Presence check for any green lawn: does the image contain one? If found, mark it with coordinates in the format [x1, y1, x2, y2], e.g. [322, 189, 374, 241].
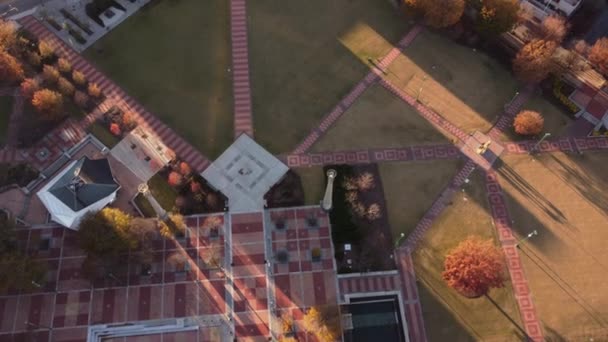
[88, 122, 121, 149]
[133, 173, 177, 217]
[384, 30, 519, 135]
[293, 167, 326, 205]
[498, 93, 573, 142]
[413, 171, 523, 341]
[248, 0, 411, 154]
[0, 96, 12, 146]
[312, 84, 452, 152]
[84, 0, 233, 159]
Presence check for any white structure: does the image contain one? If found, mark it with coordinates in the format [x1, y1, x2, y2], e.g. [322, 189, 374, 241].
[37, 157, 120, 229]
[201, 134, 288, 212]
[520, 0, 582, 20]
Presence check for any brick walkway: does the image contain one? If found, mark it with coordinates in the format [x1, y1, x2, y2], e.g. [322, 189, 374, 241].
[338, 272, 401, 296]
[380, 79, 469, 142]
[505, 136, 608, 154]
[17, 16, 211, 172]
[485, 171, 544, 342]
[487, 85, 536, 140]
[230, 0, 254, 138]
[395, 248, 427, 342]
[291, 24, 424, 154]
[283, 144, 461, 168]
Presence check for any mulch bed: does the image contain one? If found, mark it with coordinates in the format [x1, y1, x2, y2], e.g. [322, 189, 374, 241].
[325, 163, 396, 273]
[265, 170, 305, 208]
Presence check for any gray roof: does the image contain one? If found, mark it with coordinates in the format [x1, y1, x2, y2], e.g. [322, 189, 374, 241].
[48, 157, 119, 211]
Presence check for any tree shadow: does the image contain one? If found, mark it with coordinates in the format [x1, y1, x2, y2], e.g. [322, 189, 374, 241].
[484, 294, 530, 341]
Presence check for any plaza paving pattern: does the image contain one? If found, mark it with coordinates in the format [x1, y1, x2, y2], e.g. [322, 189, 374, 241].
[2, 3, 608, 342]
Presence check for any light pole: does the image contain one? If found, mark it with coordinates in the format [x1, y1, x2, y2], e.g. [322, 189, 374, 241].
[31, 280, 42, 288]
[504, 91, 519, 111]
[515, 230, 538, 248]
[530, 133, 551, 154]
[394, 232, 406, 248]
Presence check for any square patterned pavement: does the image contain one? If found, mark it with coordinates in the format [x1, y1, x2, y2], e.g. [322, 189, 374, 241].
[0, 214, 230, 341]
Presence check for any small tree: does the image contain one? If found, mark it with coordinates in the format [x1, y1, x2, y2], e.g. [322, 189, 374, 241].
[190, 181, 202, 193]
[168, 171, 183, 187]
[513, 39, 557, 82]
[20, 78, 40, 98]
[541, 15, 568, 43]
[72, 70, 86, 86]
[122, 111, 135, 129]
[38, 40, 54, 59]
[57, 77, 75, 96]
[27, 51, 42, 68]
[73, 90, 89, 108]
[109, 123, 121, 136]
[355, 172, 375, 191]
[0, 19, 18, 53]
[88, 82, 101, 98]
[443, 236, 506, 297]
[422, 0, 465, 28]
[77, 208, 136, 258]
[57, 58, 72, 73]
[179, 162, 191, 176]
[366, 203, 382, 221]
[513, 110, 544, 136]
[574, 39, 590, 56]
[42, 64, 60, 84]
[476, 0, 520, 36]
[32, 89, 63, 117]
[0, 50, 24, 83]
[303, 306, 342, 342]
[589, 37, 608, 76]
[159, 213, 186, 238]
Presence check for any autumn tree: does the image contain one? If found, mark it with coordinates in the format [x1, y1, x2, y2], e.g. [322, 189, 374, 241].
[20, 78, 40, 98]
[179, 162, 191, 176]
[88, 82, 101, 98]
[442, 236, 506, 297]
[168, 171, 183, 187]
[513, 110, 544, 136]
[27, 51, 42, 67]
[422, 0, 465, 28]
[589, 37, 608, 76]
[541, 15, 568, 43]
[159, 213, 186, 238]
[0, 50, 24, 83]
[109, 123, 121, 136]
[57, 58, 72, 73]
[58, 77, 75, 96]
[475, 0, 520, 36]
[512, 39, 557, 82]
[32, 89, 63, 117]
[38, 40, 54, 59]
[574, 39, 589, 56]
[303, 305, 342, 342]
[0, 19, 18, 52]
[42, 64, 60, 84]
[72, 70, 86, 86]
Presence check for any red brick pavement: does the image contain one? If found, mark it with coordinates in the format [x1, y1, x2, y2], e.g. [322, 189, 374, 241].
[231, 0, 254, 138]
[292, 24, 424, 154]
[283, 144, 461, 167]
[338, 272, 401, 295]
[401, 160, 477, 250]
[17, 16, 211, 172]
[505, 136, 608, 154]
[380, 79, 469, 142]
[487, 85, 536, 140]
[395, 248, 427, 342]
[485, 171, 544, 342]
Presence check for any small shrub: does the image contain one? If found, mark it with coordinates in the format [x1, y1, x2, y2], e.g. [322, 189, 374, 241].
[311, 247, 322, 261]
[352, 201, 366, 218]
[190, 181, 201, 193]
[27, 51, 41, 67]
[42, 65, 60, 84]
[73, 91, 89, 108]
[20, 78, 40, 98]
[366, 203, 382, 221]
[342, 177, 358, 191]
[355, 172, 375, 191]
[109, 123, 121, 136]
[179, 162, 191, 176]
[72, 70, 86, 86]
[38, 40, 54, 59]
[58, 77, 75, 96]
[57, 58, 72, 73]
[513, 110, 544, 136]
[0, 51, 24, 83]
[168, 171, 183, 187]
[88, 82, 101, 98]
[122, 111, 135, 130]
[552, 78, 580, 114]
[345, 191, 358, 204]
[32, 89, 63, 117]
[276, 250, 289, 263]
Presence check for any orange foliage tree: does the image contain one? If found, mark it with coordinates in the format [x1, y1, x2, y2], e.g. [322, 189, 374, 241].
[422, 0, 465, 28]
[589, 37, 608, 76]
[541, 15, 568, 43]
[476, 0, 520, 36]
[168, 171, 183, 187]
[0, 50, 24, 83]
[513, 110, 544, 136]
[20, 78, 40, 98]
[32, 89, 63, 117]
[109, 123, 121, 136]
[442, 236, 506, 297]
[512, 39, 557, 82]
[42, 64, 60, 84]
[303, 305, 342, 342]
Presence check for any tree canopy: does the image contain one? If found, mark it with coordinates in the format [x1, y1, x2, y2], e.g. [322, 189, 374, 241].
[513, 39, 557, 83]
[476, 0, 520, 36]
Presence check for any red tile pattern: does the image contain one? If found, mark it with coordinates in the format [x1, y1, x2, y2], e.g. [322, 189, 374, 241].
[396, 249, 427, 342]
[338, 273, 401, 295]
[231, 0, 254, 137]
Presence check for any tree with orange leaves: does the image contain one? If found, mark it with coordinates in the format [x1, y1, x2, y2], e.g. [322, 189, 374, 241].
[442, 236, 506, 297]
[513, 110, 544, 136]
[513, 39, 557, 82]
[589, 37, 608, 76]
[422, 0, 465, 28]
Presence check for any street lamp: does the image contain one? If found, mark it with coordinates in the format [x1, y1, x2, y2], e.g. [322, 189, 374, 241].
[530, 133, 551, 154]
[504, 91, 520, 111]
[515, 230, 538, 248]
[394, 232, 406, 248]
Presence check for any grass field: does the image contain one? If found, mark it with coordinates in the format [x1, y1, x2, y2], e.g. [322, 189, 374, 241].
[311, 84, 452, 152]
[84, 0, 233, 159]
[379, 159, 462, 239]
[293, 167, 325, 205]
[497, 152, 608, 340]
[88, 122, 121, 149]
[384, 30, 519, 135]
[0, 96, 12, 146]
[413, 171, 523, 341]
[248, 0, 412, 154]
[498, 93, 572, 142]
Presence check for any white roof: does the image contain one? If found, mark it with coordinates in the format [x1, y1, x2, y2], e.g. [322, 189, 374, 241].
[201, 134, 288, 212]
[37, 160, 119, 229]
